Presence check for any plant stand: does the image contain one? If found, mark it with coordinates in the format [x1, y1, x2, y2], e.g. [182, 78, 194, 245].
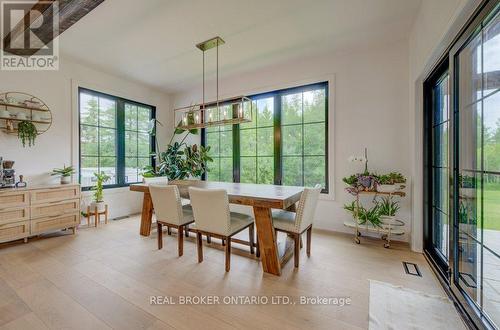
[86, 204, 108, 227]
[344, 191, 405, 248]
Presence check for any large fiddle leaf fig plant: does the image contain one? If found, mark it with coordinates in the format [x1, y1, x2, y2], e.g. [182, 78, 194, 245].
[142, 119, 213, 180]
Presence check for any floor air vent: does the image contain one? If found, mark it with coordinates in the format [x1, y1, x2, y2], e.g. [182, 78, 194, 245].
[112, 216, 130, 221]
[403, 261, 422, 277]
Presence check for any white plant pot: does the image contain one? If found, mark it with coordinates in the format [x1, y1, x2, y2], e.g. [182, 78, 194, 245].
[60, 176, 71, 184]
[16, 112, 27, 120]
[143, 177, 168, 185]
[91, 201, 106, 213]
[0, 109, 10, 118]
[377, 184, 396, 193]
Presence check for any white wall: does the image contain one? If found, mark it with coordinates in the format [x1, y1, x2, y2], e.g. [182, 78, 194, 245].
[174, 40, 412, 241]
[0, 56, 173, 219]
[408, 0, 479, 251]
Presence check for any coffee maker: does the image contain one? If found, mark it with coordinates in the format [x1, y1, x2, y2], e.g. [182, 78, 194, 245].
[0, 157, 16, 188]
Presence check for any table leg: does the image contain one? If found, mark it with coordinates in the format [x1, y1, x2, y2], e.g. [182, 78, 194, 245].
[253, 206, 281, 276]
[140, 192, 154, 236]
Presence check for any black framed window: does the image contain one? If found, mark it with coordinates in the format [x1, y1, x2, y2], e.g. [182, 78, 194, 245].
[205, 105, 234, 182]
[79, 88, 155, 189]
[202, 82, 329, 192]
[240, 96, 275, 184]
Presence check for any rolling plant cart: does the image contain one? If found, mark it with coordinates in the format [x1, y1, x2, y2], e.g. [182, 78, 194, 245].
[343, 190, 406, 248]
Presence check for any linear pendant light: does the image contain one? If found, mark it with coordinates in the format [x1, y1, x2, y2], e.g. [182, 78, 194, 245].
[174, 36, 253, 130]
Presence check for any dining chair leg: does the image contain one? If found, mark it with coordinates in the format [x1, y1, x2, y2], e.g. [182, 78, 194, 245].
[306, 225, 312, 257]
[300, 235, 303, 249]
[196, 232, 203, 263]
[167, 227, 171, 235]
[294, 233, 300, 268]
[256, 235, 260, 258]
[207, 235, 211, 244]
[249, 224, 255, 255]
[157, 222, 163, 250]
[185, 225, 189, 237]
[178, 225, 184, 257]
[225, 237, 231, 272]
[222, 238, 225, 246]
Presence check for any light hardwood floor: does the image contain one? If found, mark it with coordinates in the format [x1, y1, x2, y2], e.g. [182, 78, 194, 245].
[0, 215, 444, 330]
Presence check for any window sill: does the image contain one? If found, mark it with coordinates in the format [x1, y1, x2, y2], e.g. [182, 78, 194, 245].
[81, 185, 135, 196]
[319, 191, 335, 201]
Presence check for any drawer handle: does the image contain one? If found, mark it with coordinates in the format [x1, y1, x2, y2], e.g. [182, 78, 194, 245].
[49, 213, 64, 218]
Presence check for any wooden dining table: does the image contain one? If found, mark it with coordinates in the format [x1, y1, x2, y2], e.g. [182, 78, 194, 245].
[130, 180, 304, 276]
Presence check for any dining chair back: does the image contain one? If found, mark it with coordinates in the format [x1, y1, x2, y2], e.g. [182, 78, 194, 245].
[149, 184, 183, 225]
[295, 184, 322, 232]
[188, 187, 231, 236]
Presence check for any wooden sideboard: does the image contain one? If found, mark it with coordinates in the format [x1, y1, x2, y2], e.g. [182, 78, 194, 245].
[0, 184, 80, 244]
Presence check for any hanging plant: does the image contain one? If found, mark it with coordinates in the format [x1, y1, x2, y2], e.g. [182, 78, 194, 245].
[17, 121, 37, 147]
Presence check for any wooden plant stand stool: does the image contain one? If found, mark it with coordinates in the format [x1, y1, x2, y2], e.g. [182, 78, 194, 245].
[86, 205, 108, 227]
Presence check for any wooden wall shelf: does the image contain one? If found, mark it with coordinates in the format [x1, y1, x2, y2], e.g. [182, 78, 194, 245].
[0, 92, 53, 136]
[0, 116, 51, 124]
[0, 102, 50, 112]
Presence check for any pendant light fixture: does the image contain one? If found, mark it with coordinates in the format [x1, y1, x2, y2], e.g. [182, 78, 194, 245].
[174, 36, 253, 129]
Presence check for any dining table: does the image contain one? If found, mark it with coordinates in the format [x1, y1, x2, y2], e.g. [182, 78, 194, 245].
[130, 180, 305, 276]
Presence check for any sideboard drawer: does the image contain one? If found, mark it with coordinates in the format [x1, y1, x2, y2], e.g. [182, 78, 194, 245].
[0, 191, 30, 209]
[0, 207, 29, 225]
[31, 213, 79, 234]
[31, 186, 80, 205]
[0, 221, 29, 243]
[31, 199, 80, 219]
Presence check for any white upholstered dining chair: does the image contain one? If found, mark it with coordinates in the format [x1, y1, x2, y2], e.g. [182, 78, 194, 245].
[271, 184, 322, 268]
[188, 187, 255, 272]
[149, 184, 195, 256]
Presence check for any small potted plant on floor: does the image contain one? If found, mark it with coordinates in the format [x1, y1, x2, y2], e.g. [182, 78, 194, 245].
[91, 172, 110, 213]
[51, 165, 75, 184]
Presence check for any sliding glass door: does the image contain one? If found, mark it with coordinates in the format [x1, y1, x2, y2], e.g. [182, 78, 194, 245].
[424, 61, 451, 276]
[425, 2, 500, 328]
[452, 5, 500, 327]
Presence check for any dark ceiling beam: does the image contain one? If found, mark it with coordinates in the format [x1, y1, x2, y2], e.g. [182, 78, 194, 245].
[3, 0, 104, 56]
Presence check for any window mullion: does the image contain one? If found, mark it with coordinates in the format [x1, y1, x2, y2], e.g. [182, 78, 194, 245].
[233, 122, 240, 183]
[301, 92, 305, 186]
[274, 93, 282, 185]
[116, 99, 126, 186]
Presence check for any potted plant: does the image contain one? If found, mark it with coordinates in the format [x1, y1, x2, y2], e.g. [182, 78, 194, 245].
[141, 119, 213, 182]
[342, 172, 378, 194]
[343, 201, 383, 227]
[91, 172, 110, 213]
[376, 174, 396, 193]
[377, 196, 400, 224]
[376, 172, 406, 193]
[51, 165, 75, 184]
[17, 120, 37, 147]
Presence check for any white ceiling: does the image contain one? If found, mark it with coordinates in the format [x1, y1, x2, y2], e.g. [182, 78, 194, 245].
[59, 0, 421, 93]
